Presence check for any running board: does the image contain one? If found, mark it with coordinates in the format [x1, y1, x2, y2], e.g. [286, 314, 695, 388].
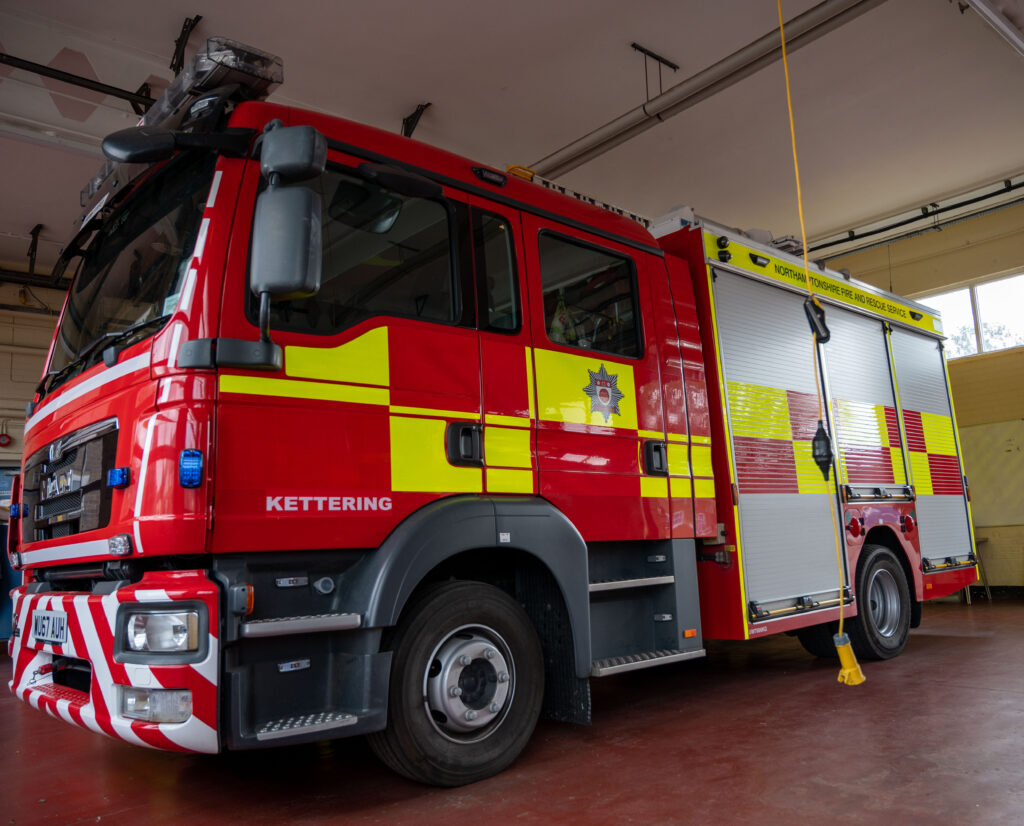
[241, 612, 361, 638]
[591, 648, 706, 677]
[256, 711, 358, 741]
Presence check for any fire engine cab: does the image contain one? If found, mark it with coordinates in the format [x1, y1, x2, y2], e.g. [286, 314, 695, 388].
[7, 39, 978, 786]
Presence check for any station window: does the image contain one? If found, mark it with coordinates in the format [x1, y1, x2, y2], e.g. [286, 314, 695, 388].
[257, 166, 457, 334]
[923, 272, 1024, 358]
[538, 233, 641, 358]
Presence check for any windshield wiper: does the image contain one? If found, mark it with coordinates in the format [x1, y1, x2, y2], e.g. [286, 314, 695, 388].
[36, 314, 172, 400]
[98, 314, 172, 366]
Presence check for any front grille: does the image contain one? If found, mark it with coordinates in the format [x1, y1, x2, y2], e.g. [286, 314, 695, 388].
[42, 448, 78, 475]
[22, 419, 119, 542]
[37, 490, 83, 520]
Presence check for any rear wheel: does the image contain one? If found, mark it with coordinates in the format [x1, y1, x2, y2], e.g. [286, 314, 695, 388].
[848, 544, 911, 660]
[368, 581, 544, 786]
[796, 620, 839, 659]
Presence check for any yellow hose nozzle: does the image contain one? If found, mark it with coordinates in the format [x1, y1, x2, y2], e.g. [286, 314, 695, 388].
[833, 633, 866, 685]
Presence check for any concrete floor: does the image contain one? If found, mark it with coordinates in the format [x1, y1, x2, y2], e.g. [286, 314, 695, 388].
[3, 600, 1022, 825]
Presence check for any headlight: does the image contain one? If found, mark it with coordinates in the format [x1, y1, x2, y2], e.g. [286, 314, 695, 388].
[125, 611, 199, 653]
[122, 687, 193, 723]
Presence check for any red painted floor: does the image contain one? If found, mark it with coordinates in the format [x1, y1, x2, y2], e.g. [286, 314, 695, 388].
[4, 600, 1022, 825]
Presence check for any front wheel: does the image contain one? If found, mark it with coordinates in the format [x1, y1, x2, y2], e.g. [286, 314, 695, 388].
[848, 545, 911, 660]
[368, 581, 544, 786]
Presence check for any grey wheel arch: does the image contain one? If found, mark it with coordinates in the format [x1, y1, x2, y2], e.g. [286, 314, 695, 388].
[338, 495, 592, 678]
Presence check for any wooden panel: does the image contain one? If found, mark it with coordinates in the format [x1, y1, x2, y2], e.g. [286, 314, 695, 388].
[948, 348, 1024, 427]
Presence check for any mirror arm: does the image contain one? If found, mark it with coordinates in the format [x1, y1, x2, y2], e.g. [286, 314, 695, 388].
[258, 291, 273, 343]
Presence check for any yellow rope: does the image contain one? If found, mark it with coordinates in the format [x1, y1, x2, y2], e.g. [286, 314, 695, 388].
[776, 0, 848, 639]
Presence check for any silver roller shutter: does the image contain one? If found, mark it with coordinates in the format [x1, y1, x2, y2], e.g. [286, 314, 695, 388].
[889, 328, 974, 566]
[711, 269, 846, 619]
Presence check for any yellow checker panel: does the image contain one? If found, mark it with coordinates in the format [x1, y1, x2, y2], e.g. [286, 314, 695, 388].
[834, 398, 888, 447]
[286, 326, 389, 386]
[891, 448, 907, 484]
[921, 412, 957, 456]
[670, 477, 693, 498]
[690, 444, 714, 478]
[486, 468, 533, 494]
[909, 452, 933, 496]
[220, 375, 389, 407]
[693, 479, 716, 498]
[667, 443, 691, 477]
[793, 440, 830, 494]
[727, 382, 792, 441]
[533, 348, 637, 430]
[485, 427, 532, 468]
[641, 477, 669, 498]
[390, 416, 482, 493]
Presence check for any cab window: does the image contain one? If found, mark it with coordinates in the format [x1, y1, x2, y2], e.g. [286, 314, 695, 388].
[538, 232, 641, 358]
[256, 165, 459, 334]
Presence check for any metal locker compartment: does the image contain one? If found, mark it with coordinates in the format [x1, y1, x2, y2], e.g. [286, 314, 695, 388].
[710, 269, 847, 622]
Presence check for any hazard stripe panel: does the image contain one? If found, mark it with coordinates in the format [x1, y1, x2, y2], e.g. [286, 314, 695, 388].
[9, 572, 219, 753]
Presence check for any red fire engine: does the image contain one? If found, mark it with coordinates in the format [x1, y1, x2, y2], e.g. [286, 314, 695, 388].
[7, 39, 978, 786]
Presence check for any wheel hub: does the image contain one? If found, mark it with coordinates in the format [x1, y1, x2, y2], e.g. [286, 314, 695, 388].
[868, 568, 901, 637]
[425, 626, 512, 740]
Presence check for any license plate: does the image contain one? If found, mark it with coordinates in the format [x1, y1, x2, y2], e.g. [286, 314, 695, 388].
[33, 611, 69, 646]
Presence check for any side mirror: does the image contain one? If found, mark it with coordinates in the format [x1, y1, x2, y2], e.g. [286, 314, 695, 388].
[250, 186, 322, 299]
[260, 124, 327, 183]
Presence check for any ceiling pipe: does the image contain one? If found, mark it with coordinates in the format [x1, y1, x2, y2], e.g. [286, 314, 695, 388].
[532, 0, 888, 178]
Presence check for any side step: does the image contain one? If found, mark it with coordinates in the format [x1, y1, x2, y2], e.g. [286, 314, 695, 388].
[592, 648, 705, 677]
[256, 711, 358, 741]
[241, 612, 361, 638]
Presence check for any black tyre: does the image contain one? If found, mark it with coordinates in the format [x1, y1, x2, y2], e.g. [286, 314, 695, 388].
[367, 581, 544, 786]
[848, 544, 911, 661]
[796, 620, 839, 659]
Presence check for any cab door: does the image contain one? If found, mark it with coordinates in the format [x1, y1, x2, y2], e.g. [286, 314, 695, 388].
[212, 149, 481, 553]
[521, 214, 669, 541]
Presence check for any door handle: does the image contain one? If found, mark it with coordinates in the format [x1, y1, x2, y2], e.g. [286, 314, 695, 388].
[643, 440, 668, 476]
[446, 422, 484, 467]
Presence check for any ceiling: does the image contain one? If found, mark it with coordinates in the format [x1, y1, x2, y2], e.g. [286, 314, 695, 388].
[1, 0, 1022, 283]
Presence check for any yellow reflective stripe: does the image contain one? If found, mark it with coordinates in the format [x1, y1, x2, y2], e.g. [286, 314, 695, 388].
[484, 414, 531, 428]
[486, 468, 533, 494]
[921, 412, 957, 455]
[641, 476, 668, 498]
[667, 443, 691, 477]
[689, 434, 711, 445]
[727, 381, 792, 440]
[694, 479, 716, 498]
[390, 416, 482, 493]
[286, 326, 389, 386]
[690, 445, 713, 478]
[638, 429, 664, 440]
[220, 374, 389, 406]
[667, 433, 689, 444]
[533, 348, 638, 430]
[793, 440, 830, 494]
[670, 476, 693, 498]
[485, 427, 532, 468]
[909, 452, 933, 495]
[389, 405, 476, 419]
[525, 347, 536, 420]
[890, 448, 907, 484]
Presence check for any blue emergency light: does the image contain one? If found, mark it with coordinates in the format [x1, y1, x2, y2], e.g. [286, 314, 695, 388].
[179, 450, 203, 488]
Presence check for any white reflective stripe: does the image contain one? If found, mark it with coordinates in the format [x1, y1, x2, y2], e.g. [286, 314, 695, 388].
[206, 170, 222, 208]
[159, 715, 218, 753]
[125, 663, 164, 689]
[192, 218, 210, 263]
[167, 322, 184, 370]
[25, 353, 150, 434]
[21, 539, 110, 566]
[78, 595, 145, 747]
[132, 589, 171, 603]
[179, 268, 198, 315]
[55, 697, 74, 724]
[192, 634, 219, 685]
[133, 417, 156, 555]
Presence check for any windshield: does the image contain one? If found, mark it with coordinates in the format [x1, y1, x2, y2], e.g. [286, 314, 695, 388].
[45, 151, 217, 394]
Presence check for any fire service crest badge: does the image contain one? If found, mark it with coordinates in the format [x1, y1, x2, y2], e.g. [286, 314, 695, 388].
[583, 364, 625, 422]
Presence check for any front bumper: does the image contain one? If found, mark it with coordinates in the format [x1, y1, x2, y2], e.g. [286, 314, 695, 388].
[9, 570, 220, 753]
